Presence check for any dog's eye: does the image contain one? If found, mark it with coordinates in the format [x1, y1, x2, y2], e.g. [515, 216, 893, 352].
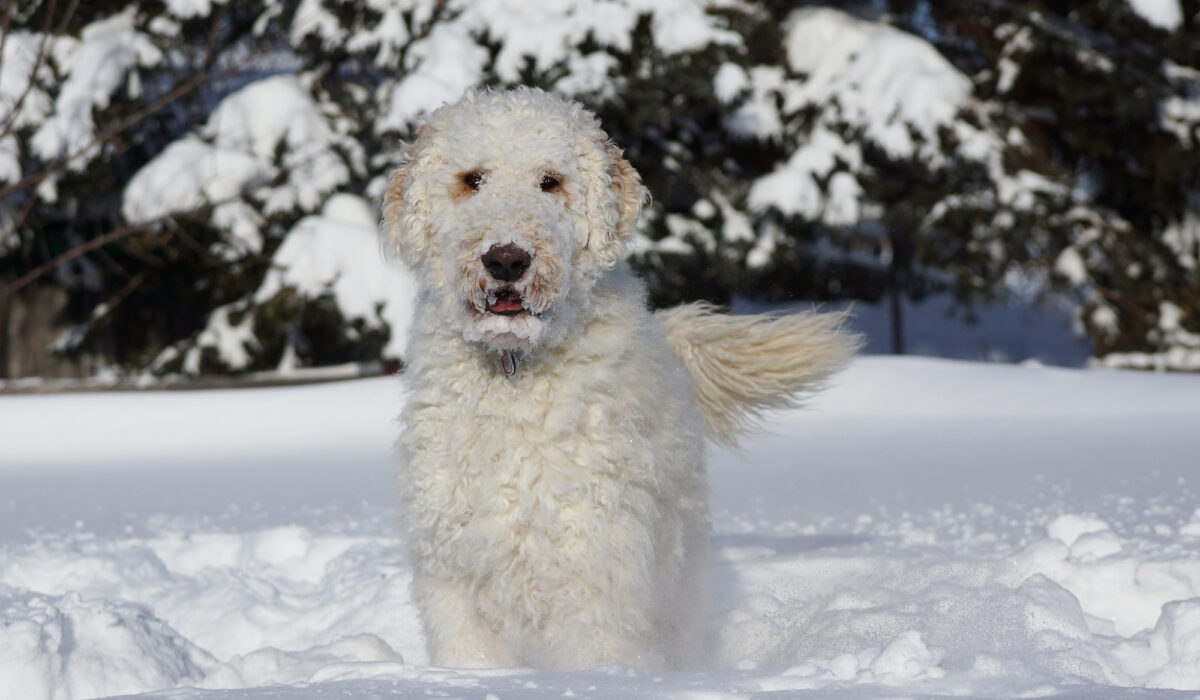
[462, 171, 483, 191]
[540, 174, 562, 192]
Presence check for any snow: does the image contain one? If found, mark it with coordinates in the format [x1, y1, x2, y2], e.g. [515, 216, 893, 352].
[783, 7, 971, 162]
[124, 73, 358, 241]
[1126, 0, 1184, 30]
[204, 74, 357, 215]
[164, 0, 220, 20]
[3, 357, 1200, 698]
[343, 0, 414, 68]
[741, 7, 1013, 226]
[289, 0, 347, 50]
[713, 62, 749, 104]
[31, 8, 162, 171]
[253, 194, 419, 359]
[182, 304, 257, 374]
[121, 137, 268, 251]
[0, 134, 19, 187]
[555, 52, 621, 98]
[719, 65, 786, 141]
[0, 31, 54, 132]
[123, 72, 365, 264]
[646, 0, 739, 54]
[747, 126, 862, 223]
[1161, 207, 1199, 270]
[378, 0, 741, 131]
[1055, 246, 1088, 285]
[1, 32, 55, 184]
[379, 22, 489, 133]
[172, 194, 418, 372]
[1097, 300, 1200, 372]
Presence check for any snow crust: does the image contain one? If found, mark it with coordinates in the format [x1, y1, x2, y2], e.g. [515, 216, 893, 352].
[3, 358, 1199, 698]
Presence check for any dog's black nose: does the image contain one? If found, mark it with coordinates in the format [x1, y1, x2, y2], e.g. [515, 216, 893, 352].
[482, 244, 531, 282]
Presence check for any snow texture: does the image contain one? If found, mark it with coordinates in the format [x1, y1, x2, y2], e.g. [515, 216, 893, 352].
[2, 357, 1200, 698]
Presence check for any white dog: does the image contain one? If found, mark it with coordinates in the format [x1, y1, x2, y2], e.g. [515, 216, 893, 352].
[383, 87, 858, 671]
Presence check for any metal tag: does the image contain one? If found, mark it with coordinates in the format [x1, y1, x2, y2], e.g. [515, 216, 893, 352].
[500, 350, 519, 379]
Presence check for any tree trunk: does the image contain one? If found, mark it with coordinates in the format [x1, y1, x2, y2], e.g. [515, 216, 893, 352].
[2, 286, 95, 379]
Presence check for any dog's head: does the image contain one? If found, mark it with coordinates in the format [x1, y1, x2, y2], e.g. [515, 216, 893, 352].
[382, 87, 645, 352]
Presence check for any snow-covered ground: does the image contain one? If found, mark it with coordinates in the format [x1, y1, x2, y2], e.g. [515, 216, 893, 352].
[2, 357, 1199, 699]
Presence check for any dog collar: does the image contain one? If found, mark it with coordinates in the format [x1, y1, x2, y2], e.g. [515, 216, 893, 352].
[500, 350, 519, 380]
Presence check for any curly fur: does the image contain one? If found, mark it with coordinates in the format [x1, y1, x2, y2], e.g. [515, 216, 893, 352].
[383, 87, 858, 671]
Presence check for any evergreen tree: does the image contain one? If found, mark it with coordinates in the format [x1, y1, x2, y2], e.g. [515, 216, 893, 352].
[2, 0, 1197, 378]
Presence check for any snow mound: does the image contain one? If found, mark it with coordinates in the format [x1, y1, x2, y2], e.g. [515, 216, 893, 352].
[714, 523, 1200, 692]
[0, 523, 422, 699]
[0, 590, 213, 700]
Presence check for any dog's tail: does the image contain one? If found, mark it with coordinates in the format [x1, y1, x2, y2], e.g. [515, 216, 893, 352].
[657, 303, 862, 448]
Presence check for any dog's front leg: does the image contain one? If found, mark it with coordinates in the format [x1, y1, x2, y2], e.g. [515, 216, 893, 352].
[530, 603, 665, 671]
[413, 572, 515, 668]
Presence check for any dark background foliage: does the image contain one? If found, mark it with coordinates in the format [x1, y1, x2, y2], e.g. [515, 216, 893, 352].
[1, 0, 1197, 379]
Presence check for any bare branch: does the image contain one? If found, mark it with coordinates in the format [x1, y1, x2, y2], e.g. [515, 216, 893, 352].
[53, 268, 148, 354]
[0, 221, 153, 301]
[1, 76, 213, 199]
[0, 0, 79, 141]
[0, 1, 15, 78]
[0, 3, 252, 201]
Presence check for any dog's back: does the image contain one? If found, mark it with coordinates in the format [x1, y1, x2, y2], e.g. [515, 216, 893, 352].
[657, 303, 862, 447]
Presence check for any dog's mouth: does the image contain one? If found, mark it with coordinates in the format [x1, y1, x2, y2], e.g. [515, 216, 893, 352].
[486, 287, 527, 316]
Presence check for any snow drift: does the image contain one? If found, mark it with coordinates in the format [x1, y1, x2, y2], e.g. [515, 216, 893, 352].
[2, 357, 1199, 698]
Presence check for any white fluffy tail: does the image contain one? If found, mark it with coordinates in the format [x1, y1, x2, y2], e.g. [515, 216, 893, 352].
[657, 303, 861, 448]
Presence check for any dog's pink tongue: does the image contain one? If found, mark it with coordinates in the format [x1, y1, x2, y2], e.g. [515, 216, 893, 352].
[489, 299, 524, 313]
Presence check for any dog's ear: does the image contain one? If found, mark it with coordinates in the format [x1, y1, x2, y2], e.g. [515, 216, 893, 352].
[584, 138, 647, 267]
[382, 131, 433, 265]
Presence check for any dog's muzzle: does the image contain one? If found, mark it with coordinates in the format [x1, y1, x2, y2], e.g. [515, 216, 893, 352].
[482, 244, 533, 315]
[482, 243, 531, 283]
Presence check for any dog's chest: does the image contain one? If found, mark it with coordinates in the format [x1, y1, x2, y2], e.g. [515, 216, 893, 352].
[404, 359, 658, 538]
